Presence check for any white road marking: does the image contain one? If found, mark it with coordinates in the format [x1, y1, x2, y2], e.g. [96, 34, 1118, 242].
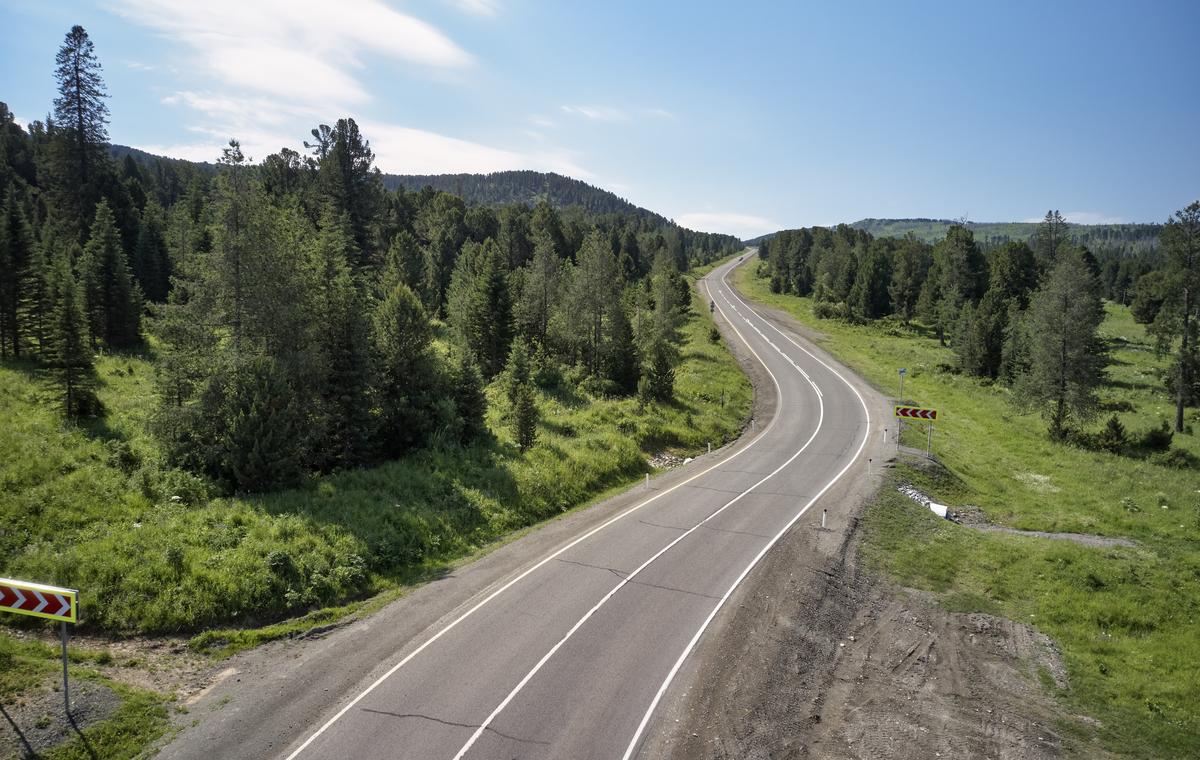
[450, 266, 825, 760]
[620, 257, 873, 760]
[285, 264, 791, 760]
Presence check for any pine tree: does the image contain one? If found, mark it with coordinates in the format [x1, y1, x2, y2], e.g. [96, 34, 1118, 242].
[516, 230, 563, 345]
[568, 230, 621, 373]
[848, 239, 892, 320]
[446, 238, 513, 378]
[512, 383, 538, 452]
[223, 357, 305, 493]
[133, 199, 171, 302]
[382, 229, 424, 295]
[602, 295, 639, 395]
[45, 248, 98, 417]
[79, 199, 141, 348]
[888, 237, 930, 323]
[1019, 248, 1107, 440]
[308, 209, 375, 468]
[504, 337, 538, 451]
[318, 118, 383, 264]
[50, 25, 109, 239]
[1150, 200, 1200, 432]
[0, 185, 35, 356]
[374, 282, 436, 456]
[452, 351, 488, 445]
[1035, 210, 1070, 273]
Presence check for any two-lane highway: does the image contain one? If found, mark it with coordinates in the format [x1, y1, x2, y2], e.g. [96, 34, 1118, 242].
[159, 254, 876, 760]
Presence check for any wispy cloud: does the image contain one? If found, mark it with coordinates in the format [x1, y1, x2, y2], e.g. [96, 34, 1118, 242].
[359, 121, 592, 177]
[674, 212, 777, 240]
[645, 107, 675, 119]
[529, 115, 557, 128]
[1020, 211, 1128, 225]
[449, 0, 501, 16]
[114, 0, 596, 180]
[125, 60, 155, 71]
[112, 0, 471, 108]
[561, 105, 628, 123]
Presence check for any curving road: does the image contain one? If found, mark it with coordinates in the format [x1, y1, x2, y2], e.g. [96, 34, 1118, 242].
[158, 254, 877, 760]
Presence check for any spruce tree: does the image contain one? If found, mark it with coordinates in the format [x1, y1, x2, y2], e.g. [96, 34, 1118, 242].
[223, 357, 305, 493]
[446, 238, 513, 378]
[0, 185, 34, 356]
[1035, 210, 1070, 274]
[50, 25, 109, 239]
[374, 282, 436, 455]
[452, 351, 488, 445]
[79, 199, 141, 348]
[516, 230, 563, 345]
[133, 199, 171, 302]
[1150, 200, 1200, 432]
[1019, 248, 1107, 440]
[45, 248, 98, 417]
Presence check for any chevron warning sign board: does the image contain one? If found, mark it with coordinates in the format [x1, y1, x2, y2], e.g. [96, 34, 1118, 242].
[894, 405, 938, 421]
[0, 577, 78, 623]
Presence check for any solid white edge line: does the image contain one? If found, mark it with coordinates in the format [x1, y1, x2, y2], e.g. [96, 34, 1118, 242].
[284, 256, 786, 760]
[448, 272, 824, 759]
[619, 256, 873, 760]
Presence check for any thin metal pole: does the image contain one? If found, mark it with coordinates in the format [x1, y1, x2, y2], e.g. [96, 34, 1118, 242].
[61, 621, 70, 716]
[927, 423, 933, 457]
[898, 371, 905, 438]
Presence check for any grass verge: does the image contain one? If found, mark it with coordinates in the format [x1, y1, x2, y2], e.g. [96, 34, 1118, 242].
[736, 262, 1200, 758]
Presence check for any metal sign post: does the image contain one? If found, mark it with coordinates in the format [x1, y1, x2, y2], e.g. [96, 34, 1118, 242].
[897, 369, 907, 440]
[1, 577, 79, 715]
[927, 423, 934, 457]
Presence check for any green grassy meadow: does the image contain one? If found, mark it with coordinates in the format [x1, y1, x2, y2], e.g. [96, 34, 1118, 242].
[1, 286, 750, 639]
[736, 263, 1200, 758]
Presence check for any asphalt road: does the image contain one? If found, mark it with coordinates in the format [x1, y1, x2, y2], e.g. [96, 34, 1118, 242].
[158, 254, 875, 760]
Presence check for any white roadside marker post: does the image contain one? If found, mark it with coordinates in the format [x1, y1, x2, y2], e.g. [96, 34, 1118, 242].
[645, 473, 650, 490]
[822, 509, 827, 529]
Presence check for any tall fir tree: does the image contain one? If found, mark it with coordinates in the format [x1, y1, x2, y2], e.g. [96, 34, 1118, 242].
[133, 199, 171, 302]
[446, 238, 513, 378]
[0, 184, 35, 356]
[79, 199, 141, 348]
[1035, 210, 1070, 274]
[50, 25, 109, 240]
[1150, 200, 1200, 432]
[1019, 248, 1107, 440]
[45, 247, 98, 417]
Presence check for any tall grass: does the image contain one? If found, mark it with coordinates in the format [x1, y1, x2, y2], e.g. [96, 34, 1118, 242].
[0, 289, 750, 636]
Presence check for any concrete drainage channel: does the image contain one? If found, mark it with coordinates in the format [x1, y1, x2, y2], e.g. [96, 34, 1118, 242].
[897, 484, 950, 519]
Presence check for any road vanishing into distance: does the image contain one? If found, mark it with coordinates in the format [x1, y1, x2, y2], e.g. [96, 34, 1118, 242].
[159, 254, 877, 760]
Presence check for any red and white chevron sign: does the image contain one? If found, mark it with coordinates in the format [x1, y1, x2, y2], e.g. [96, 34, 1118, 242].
[0, 577, 78, 623]
[894, 405, 938, 421]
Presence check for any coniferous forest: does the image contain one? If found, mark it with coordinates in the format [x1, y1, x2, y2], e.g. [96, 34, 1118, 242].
[0, 25, 740, 497]
[757, 207, 1199, 441]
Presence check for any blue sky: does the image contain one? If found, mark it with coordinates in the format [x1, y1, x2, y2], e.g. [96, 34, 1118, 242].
[1, 0, 1197, 239]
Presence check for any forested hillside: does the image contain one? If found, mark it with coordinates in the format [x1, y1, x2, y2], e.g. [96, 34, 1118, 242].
[850, 217, 1162, 255]
[0, 25, 749, 635]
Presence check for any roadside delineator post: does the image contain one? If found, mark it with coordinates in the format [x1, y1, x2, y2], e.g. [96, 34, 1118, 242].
[645, 473, 650, 490]
[821, 509, 827, 529]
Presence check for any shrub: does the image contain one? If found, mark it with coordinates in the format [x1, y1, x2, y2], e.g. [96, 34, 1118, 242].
[1098, 414, 1128, 453]
[1137, 420, 1174, 453]
[1148, 448, 1198, 469]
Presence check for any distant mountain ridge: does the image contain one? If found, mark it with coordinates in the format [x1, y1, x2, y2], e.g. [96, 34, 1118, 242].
[381, 170, 665, 223]
[110, 146, 700, 235]
[849, 217, 1161, 252]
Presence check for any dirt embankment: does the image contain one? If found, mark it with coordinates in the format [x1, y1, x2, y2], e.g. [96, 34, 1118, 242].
[646, 457, 1073, 760]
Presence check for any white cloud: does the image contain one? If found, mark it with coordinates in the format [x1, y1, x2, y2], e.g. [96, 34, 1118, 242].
[111, 0, 471, 108]
[125, 60, 155, 71]
[449, 0, 500, 15]
[529, 115, 557, 128]
[561, 105, 628, 123]
[645, 107, 675, 119]
[12, 115, 28, 130]
[674, 212, 778, 240]
[359, 120, 592, 178]
[113, 0, 598, 181]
